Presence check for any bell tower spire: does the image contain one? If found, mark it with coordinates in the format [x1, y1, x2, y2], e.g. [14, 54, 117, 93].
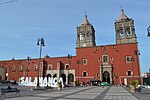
[76, 14, 96, 48]
[115, 9, 137, 44]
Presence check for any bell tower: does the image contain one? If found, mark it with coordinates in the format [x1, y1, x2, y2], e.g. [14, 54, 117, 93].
[76, 15, 96, 48]
[115, 9, 137, 44]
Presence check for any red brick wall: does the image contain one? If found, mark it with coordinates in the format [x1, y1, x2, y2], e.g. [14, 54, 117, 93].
[76, 43, 141, 85]
[0, 43, 141, 85]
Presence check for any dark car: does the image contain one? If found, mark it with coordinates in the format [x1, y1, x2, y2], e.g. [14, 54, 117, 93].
[90, 79, 100, 86]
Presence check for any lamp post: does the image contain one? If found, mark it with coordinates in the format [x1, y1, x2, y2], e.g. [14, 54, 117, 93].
[147, 25, 150, 37]
[67, 54, 72, 66]
[36, 38, 45, 87]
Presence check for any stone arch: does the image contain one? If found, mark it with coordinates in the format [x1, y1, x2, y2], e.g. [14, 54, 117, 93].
[102, 71, 110, 83]
[60, 73, 66, 83]
[53, 74, 57, 78]
[47, 74, 52, 78]
[68, 73, 74, 84]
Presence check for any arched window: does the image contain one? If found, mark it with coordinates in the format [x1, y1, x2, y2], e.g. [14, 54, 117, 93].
[47, 64, 52, 70]
[68, 74, 74, 84]
[80, 33, 84, 40]
[82, 59, 87, 65]
[103, 55, 108, 63]
[12, 66, 16, 72]
[65, 64, 70, 70]
[34, 64, 38, 71]
[19, 65, 23, 72]
[126, 56, 131, 63]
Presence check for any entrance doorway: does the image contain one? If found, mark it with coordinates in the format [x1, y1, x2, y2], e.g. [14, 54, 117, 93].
[102, 71, 110, 83]
[60, 74, 66, 83]
[68, 74, 74, 84]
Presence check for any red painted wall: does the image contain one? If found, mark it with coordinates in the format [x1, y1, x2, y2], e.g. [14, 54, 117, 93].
[76, 43, 141, 85]
[0, 43, 141, 85]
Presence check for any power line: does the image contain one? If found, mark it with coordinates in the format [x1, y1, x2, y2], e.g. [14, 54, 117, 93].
[0, 0, 18, 5]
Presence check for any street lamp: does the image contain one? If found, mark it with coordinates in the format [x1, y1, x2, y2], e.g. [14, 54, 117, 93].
[67, 54, 72, 66]
[147, 25, 150, 37]
[36, 38, 45, 88]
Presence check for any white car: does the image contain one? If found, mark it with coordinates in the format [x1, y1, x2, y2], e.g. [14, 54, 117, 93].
[143, 85, 150, 89]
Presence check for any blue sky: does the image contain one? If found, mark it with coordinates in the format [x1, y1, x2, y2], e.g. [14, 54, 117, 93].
[0, 0, 149, 73]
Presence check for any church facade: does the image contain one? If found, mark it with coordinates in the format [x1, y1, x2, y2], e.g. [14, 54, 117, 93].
[0, 9, 141, 85]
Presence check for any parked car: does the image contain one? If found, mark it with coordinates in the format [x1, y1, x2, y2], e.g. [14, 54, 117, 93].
[90, 78, 100, 86]
[100, 82, 110, 86]
[142, 85, 150, 89]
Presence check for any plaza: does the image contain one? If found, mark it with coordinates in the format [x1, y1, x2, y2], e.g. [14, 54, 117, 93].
[1, 85, 149, 100]
[0, 1, 149, 100]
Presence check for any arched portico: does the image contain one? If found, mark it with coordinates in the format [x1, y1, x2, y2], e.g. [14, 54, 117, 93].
[53, 74, 57, 78]
[47, 74, 52, 78]
[61, 73, 66, 83]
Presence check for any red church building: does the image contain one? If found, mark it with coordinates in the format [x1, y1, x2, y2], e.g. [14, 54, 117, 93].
[0, 9, 141, 86]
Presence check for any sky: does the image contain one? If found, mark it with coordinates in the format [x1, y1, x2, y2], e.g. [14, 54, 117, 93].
[0, 0, 149, 73]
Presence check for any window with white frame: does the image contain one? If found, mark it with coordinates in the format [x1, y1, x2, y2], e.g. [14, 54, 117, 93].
[65, 64, 70, 70]
[47, 64, 52, 70]
[12, 66, 16, 71]
[34, 64, 38, 71]
[127, 70, 132, 76]
[103, 55, 108, 63]
[82, 59, 87, 65]
[19, 65, 23, 71]
[83, 71, 87, 77]
[126, 56, 132, 63]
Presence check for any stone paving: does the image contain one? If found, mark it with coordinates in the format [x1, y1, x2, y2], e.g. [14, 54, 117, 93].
[2, 86, 139, 100]
[103, 86, 137, 100]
